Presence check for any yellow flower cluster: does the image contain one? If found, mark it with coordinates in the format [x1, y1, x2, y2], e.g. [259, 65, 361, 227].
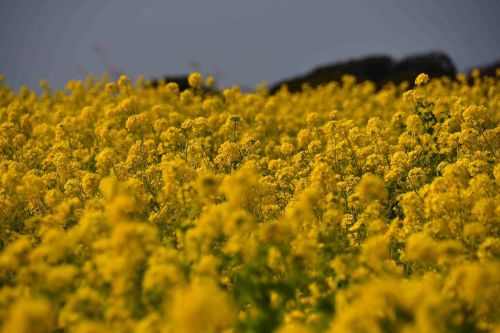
[0, 71, 499, 333]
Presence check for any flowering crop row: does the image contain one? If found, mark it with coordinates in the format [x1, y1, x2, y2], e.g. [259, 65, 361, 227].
[0, 71, 499, 332]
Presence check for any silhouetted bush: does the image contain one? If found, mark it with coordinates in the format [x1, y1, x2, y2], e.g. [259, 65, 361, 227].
[147, 75, 192, 90]
[270, 52, 457, 93]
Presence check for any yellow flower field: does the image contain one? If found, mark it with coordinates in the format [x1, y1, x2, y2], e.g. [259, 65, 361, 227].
[0, 71, 499, 332]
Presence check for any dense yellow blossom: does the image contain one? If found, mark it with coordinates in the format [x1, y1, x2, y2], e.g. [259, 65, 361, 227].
[0, 71, 499, 332]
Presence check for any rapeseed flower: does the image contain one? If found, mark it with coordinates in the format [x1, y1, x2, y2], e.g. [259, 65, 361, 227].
[0, 71, 498, 332]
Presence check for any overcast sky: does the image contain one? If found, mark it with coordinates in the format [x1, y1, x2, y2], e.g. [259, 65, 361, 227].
[1, 0, 499, 90]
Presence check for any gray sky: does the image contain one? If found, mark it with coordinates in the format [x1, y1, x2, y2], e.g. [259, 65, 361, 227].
[1, 0, 499, 90]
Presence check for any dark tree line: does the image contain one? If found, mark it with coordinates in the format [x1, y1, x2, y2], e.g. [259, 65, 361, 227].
[148, 52, 498, 93]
